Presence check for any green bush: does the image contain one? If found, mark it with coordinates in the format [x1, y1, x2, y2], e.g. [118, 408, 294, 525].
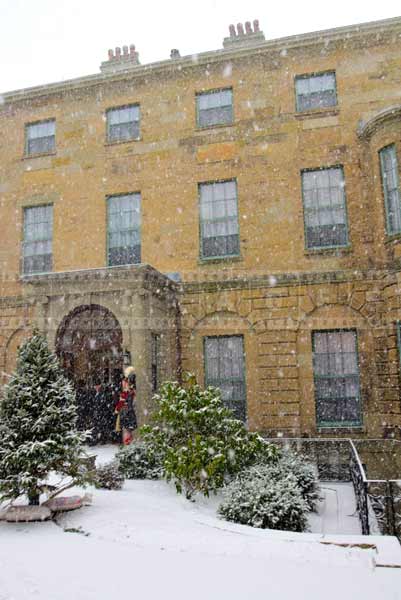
[141, 377, 279, 498]
[256, 451, 320, 510]
[218, 465, 309, 532]
[95, 462, 125, 490]
[116, 442, 164, 480]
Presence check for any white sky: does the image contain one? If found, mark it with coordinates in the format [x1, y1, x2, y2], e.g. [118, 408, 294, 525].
[0, 0, 400, 93]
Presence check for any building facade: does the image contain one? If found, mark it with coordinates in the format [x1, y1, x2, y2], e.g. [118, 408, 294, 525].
[1, 17, 401, 439]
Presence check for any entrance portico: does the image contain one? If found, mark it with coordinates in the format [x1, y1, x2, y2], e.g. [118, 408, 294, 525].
[22, 264, 180, 426]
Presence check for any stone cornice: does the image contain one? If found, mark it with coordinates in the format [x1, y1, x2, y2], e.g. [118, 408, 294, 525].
[181, 267, 391, 294]
[357, 105, 401, 140]
[21, 264, 178, 296]
[2, 16, 401, 104]
[0, 265, 399, 305]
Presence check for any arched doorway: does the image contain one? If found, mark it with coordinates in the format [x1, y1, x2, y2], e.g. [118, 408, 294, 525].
[56, 304, 124, 442]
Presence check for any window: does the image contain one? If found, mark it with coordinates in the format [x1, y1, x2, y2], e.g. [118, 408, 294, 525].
[25, 120, 55, 155]
[107, 105, 140, 143]
[199, 180, 240, 259]
[312, 330, 362, 428]
[23, 205, 53, 275]
[204, 335, 246, 421]
[380, 145, 401, 235]
[302, 167, 348, 249]
[196, 89, 233, 128]
[295, 72, 337, 112]
[107, 193, 141, 266]
[151, 333, 161, 393]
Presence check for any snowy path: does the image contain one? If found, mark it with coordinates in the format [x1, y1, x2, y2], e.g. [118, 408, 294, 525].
[309, 482, 361, 535]
[0, 447, 400, 600]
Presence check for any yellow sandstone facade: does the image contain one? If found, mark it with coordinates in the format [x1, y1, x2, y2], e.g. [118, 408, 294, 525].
[1, 17, 401, 439]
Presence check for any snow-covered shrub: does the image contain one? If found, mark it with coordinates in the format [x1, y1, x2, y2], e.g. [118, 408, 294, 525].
[94, 462, 125, 490]
[116, 442, 163, 480]
[0, 331, 92, 505]
[278, 453, 320, 510]
[257, 451, 320, 511]
[218, 465, 309, 532]
[141, 376, 279, 498]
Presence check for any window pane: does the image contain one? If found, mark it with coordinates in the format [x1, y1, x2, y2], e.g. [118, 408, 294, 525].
[107, 194, 141, 266]
[380, 145, 401, 234]
[296, 73, 337, 111]
[302, 168, 348, 248]
[199, 180, 239, 258]
[107, 106, 140, 141]
[197, 89, 233, 127]
[27, 120, 55, 139]
[204, 336, 246, 420]
[313, 330, 361, 426]
[23, 205, 53, 274]
[26, 120, 56, 155]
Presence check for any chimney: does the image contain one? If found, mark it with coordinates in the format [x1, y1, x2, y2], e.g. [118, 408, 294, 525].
[100, 43, 140, 73]
[170, 49, 181, 59]
[223, 19, 265, 49]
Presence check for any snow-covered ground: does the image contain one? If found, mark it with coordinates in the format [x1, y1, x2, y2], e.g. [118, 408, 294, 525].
[0, 446, 400, 600]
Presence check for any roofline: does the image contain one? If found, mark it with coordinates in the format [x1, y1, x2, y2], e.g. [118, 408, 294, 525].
[2, 15, 401, 103]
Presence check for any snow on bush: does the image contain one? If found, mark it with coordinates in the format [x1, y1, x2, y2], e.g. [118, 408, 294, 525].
[257, 451, 321, 511]
[218, 465, 309, 532]
[141, 375, 279, 499]
[94, 462, 125, 490]
[116, 442, 164, 480]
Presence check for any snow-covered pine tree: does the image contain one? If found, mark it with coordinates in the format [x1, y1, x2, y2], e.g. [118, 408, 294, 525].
[0, 330, 92, 505]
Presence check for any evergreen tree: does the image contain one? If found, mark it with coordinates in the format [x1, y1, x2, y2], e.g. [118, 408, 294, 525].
[0, 331, 92, 505]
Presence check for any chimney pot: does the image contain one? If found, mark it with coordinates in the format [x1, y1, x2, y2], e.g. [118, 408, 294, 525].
[129, 44, 136, 55]
[115, 47, 121, 58]
[108, 49, 114, 60]
[170, 49, 180, 59]
[123, 45, 129, 55]
[223, 19, 264, 49]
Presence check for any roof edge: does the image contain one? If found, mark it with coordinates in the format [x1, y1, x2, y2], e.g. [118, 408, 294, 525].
[2, 15, 401, 104]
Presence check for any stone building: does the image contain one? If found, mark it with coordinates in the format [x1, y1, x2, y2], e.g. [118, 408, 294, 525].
[1, 16, 401, 440]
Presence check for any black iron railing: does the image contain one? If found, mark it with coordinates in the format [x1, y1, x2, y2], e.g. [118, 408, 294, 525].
[349, 440, 370, 534]
[268, 437, 401, 541]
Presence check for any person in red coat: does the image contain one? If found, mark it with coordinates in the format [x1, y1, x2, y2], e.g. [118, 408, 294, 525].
[115, 366, 137, 445]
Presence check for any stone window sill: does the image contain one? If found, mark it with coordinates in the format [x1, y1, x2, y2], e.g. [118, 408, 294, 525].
[22, 151, 57, 160]
[317, 426, 365, 434]
[105, 138, 142, 147]
[304, 245, 352, 257]
[20, 271, 53, 281]
[295, 108, 339, 120]
[198, 254, 243, 265]
[194, 123, 235, 134]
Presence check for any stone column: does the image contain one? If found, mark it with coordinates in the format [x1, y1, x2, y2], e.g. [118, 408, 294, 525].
[130, 288, 152, 426]
[34, 296, 49, 338]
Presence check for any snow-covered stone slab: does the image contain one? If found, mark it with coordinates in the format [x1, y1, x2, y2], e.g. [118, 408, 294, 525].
[44, 495, 83, 513]
[321, 534, 401, 568]
[5, 506, 51, 522]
